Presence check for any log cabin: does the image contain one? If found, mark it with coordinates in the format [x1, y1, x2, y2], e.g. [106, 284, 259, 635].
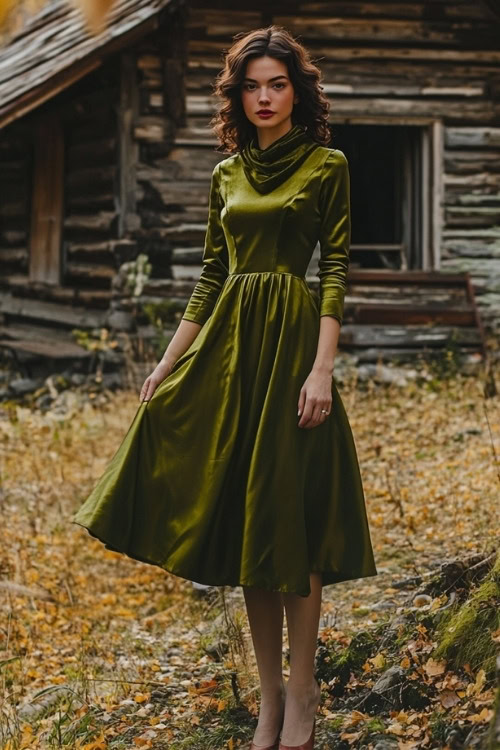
[0, 0, 499, 368]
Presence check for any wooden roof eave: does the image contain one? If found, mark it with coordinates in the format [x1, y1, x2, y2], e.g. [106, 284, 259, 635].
[0, 5, 171, 131]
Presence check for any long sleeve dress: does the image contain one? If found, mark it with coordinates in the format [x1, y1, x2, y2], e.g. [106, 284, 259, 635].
[71, 124, 378, 597]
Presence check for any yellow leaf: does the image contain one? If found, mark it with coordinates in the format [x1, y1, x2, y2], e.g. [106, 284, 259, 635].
[371, 652, 386, 669]
[387, 721, 405, 735]
[467, 668, 486, 697]
[134, 693, 150, 703]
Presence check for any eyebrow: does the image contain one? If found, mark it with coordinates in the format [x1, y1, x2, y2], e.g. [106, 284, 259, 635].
[243, 75, 289, 83]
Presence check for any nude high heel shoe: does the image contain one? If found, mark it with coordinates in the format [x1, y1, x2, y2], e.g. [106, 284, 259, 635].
[278, 718, 315, 750]
[278, 676, 320, 750]
[250, 681, 286, 750]
[250, 734, 282, 750]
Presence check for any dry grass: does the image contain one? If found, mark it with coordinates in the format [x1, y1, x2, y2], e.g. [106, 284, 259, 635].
[0, 363, 498, 748]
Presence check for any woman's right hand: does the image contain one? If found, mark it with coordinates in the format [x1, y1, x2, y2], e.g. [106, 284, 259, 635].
[140, 359, 175, 403]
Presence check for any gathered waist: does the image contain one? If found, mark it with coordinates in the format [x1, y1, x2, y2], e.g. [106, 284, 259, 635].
[226, 271, 307, 283]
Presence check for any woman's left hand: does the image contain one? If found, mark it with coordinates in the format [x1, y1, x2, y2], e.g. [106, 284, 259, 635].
[297, 367, 333, 429]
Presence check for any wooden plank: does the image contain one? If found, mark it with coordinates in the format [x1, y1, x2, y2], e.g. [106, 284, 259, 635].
[188, 40, 500, 63]
[350, 303, 477, 326]
[0, 295, 106, 328]
[118, 51, 139, 237]
[184, 94, 500, 123]
[445, 127, 500, 148]
[0, 338, 90, 359]
[294, 2, 487, 21]
[345, 270, 471, 286]
[339, 324, 482, 347]
[29, 113, 64, 285]
[270, 16, 499, 46]
[432, 119, 444, 271]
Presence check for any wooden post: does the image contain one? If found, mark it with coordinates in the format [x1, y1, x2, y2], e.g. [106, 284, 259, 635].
[29, 113, 64, 284]
[118, 51, 139, 238]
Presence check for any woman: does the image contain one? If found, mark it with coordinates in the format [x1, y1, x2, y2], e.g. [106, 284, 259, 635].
[72, 25, 377, 750]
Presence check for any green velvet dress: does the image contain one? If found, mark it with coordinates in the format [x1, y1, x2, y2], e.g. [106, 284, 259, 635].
[72, 124, 378, 597]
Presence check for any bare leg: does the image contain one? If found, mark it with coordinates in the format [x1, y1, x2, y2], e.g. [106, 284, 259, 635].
[280, 572, 323, 746]
[243, 586, 286, 746]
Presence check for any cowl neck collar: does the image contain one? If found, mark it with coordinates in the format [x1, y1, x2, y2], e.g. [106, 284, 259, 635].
[240, 123, 320, 194]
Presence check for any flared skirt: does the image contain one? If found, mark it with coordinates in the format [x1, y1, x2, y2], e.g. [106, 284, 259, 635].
[72, 271, 378, 596]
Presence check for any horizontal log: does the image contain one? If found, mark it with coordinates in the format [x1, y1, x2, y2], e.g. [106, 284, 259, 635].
[134, 116, 169, 143]
[188, 9, 261, 33]
[444, 151, 500, 172]
[171, 246, 204, 263]
[442, 227, 500, 238]
[442, 240, 500, 258]
[0, 294, 106, 328]
[440, 257, 500, 275]
[67, 138, 117, 167]
[321, 82, 485, 97]
[353, 346, 483, 363]
[65, 262, 116, 280]
[66, 239, 138, 257]
[67, 194, 116, 212]
[0, 338, 90, 359]
[444, 191, 500, 206]
[445, 207, 500, 226]
[171, 264, 203, 280]
[350, 303, 477, 326]
[268, 16, 498, 46]
[185, 94, 500, 122]
[137, 54, 162, 70]
[345, 270, 471, 287]
[445, 127, 500, 148]
[1, 230, 27, 244]
[0, 248, 27, 263]
[294, 2, 487, 21]
[338, 324, 482, 348]
[444, 173, 500, 188]
[66, 166, 117, 190]
[0, 201, 28, 217]
[63, 212, 117, 232]
[188, 39, 500, 63]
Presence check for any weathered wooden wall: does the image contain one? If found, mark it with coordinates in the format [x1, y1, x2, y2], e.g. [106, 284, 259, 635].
[160, 0, 500, 332]
[0, 125, 31, 280]
[1, 0, 499, 338]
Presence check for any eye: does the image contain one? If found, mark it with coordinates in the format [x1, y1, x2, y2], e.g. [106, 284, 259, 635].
[243, 83, 256, 91]
[274, 82, 286, 89]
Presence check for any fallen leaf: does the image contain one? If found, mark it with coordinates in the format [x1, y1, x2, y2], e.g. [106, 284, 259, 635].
[424, 658, 446, 676]
[439, 690, 460, 708]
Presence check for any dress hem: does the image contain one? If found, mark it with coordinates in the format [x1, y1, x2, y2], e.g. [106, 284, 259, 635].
[71, 520, 378, 598]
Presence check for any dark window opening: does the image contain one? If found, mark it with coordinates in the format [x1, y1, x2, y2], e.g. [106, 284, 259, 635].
[330, 124, 425, 271]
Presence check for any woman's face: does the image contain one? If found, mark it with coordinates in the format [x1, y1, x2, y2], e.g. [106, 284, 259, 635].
[241, 55, 298, 133]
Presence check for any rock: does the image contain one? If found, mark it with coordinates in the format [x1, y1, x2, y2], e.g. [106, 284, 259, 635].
[70, 373, 86, 387]
[9, 378, 42, 396]
[101, 373, 124, 390]
[372, 665, 406, 695]
[100, 349, 126, 369]
[361, 664, 431, 712]
[373, 739, 399, 750]
[106, 309, 135, 332]
[35, 393, 54, 411]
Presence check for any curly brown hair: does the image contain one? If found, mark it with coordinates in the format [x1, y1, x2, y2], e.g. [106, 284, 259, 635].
[209, 25, 332, 154]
